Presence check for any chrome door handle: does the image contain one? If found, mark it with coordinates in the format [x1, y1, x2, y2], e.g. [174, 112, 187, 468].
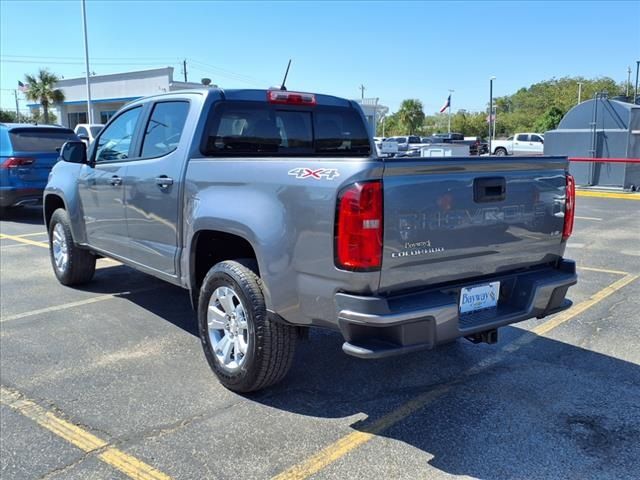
[155, 176, 174, 189]
[110, 176, 122, 186]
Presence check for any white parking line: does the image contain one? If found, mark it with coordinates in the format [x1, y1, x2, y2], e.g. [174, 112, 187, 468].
[575, 216, 603, 221]
[1, 289, 151, 323]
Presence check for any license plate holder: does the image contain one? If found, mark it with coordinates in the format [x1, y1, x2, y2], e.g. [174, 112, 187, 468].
[459, 281, 500, 314]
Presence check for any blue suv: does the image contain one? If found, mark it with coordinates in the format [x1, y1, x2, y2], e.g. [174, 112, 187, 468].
[1, 123, 78, 208]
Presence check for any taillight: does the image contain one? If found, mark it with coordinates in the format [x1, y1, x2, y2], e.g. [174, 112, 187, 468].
[1, 157, 35, 169]
[267, 90, 317, 106]
[563, 174, 575, 241]
[335, 181, 383, 270]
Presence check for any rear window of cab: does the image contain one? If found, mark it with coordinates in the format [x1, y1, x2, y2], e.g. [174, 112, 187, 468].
[202, 102, 371, 157]
[9, 128, 77, 152]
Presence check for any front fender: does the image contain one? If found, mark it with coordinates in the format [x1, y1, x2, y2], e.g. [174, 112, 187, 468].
[44, 161, 88, 244]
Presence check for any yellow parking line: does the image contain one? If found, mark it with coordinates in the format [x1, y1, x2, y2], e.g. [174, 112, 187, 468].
[578, 265, 630, 276]
[17, 231, 48, 237]
[272, 273, 638, 480]
[0, 233, 48, 248]
[0, 233, 121, 267]
[1, 289, 151, 323]
[576, 190, 640, 200]
[0, 386, 172, 480]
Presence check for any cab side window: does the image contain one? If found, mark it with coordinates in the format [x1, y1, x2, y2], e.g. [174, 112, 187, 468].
[515, 134, 529, 142]
[94, 107, 142, 163]
[76, 126, 88, 137]
[141, 102, 190, 158]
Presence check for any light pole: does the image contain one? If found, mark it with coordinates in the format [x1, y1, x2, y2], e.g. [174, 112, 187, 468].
[627, 66, 632, 98]
[489, 76, 495, 154]
[81, 0, 93, 124]
[577, 82, 583, 105]
[448, 89, 454, 134]
[635, 60, 639, 102]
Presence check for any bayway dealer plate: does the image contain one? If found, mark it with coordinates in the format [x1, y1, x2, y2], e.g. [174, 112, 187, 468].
[459, 282, 500, 314]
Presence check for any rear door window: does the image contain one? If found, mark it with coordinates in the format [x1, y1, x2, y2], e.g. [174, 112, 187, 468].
[9, 129, 77, 152]
[515, 134, 529, 141]
[203, 102, 370, 157]
[141, 101, 190, 158]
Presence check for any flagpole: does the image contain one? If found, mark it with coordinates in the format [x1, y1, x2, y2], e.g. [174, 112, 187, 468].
[14, 90, 20, 122]
[448, 89, 454, 134]
[81, 0, 93, 124]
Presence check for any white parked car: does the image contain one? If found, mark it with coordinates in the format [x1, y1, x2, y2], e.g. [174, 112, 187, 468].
[74, 124, 104, 146]
[491, 133, 544, 156]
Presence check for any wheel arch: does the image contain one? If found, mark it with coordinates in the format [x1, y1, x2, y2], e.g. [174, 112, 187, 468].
[188, 229, 265, 309]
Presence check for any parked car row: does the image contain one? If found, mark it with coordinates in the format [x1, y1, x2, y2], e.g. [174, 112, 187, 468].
[377, 133, 488, 157]
[0, 122, 104, 210]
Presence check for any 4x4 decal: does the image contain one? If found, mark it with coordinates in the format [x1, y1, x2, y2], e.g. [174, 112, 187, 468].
[288, 168, 340, 180]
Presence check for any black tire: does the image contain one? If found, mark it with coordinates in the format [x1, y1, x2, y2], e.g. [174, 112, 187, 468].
[198, 260, 297, 393]
[49, 208, 96, 286]
[494, 147, 508, 156]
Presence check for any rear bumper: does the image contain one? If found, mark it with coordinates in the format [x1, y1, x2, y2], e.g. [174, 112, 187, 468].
[0, 187, 43, 208]
[335, 259, 577, 359]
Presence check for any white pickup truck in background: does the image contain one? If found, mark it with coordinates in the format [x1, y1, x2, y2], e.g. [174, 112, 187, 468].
[492, 133, 544, 156]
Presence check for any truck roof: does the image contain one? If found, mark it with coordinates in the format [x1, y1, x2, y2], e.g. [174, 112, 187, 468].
[125, 88, 356, 109]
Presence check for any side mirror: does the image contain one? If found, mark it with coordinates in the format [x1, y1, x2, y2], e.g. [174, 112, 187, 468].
[60, 141, 87, 164]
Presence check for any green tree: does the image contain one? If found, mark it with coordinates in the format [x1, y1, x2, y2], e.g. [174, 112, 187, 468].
[534, 106, 565, 133]
[22, 69, 65, 124]
[397, 99, 425, 134]
[0, 110, 19, 122]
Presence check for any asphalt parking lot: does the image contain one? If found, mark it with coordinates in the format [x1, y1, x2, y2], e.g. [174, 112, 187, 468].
[1, 192, 639, 480]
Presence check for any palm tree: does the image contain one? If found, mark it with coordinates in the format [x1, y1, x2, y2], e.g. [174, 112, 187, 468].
[23, 69, 65, 124]
[397, 99, 425, 135]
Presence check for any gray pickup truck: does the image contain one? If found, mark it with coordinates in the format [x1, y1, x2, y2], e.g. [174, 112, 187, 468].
[45, 88, 577, 392]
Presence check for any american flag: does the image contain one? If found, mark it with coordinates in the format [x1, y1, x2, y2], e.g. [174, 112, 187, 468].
[17, 81, 28, 93]
[439, 94, 451, 113]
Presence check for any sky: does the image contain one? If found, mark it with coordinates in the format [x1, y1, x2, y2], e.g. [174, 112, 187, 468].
[1, 0, 639, 115]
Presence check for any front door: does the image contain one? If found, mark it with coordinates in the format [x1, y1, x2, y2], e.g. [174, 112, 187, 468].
[78, 106, 143, 257]
[124, 100, 191, 276]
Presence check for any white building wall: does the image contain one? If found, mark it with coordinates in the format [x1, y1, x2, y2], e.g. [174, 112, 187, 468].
[57, 67, 174, 102]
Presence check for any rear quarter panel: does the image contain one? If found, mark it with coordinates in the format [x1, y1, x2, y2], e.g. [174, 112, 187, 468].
[183, 157, 383, 327]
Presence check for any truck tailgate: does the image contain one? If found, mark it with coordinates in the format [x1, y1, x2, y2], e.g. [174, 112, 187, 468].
[379, 157, 569, 293]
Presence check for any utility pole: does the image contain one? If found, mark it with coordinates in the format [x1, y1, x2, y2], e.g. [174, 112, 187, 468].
[577, 82, 583, 104]
[448, 89, 454, 134]
[81, 0, 93, 124]
[489, 76, 495, 154]
[14, 90, 20, 122]
[627, 66, 632, 98]
[359, 84, 365, 100]
[183, 59, 188, 83]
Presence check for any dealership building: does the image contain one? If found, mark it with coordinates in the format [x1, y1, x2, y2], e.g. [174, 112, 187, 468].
[28, 67, 202, 128]
[30, 66, 387, 134]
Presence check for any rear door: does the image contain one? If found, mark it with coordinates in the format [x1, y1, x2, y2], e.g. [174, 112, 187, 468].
[513, 134, 530, 155]
[530, 134, 544, 154]
[124, 100, 191, 275]
[78, 106, 143, 256]
[4, 128, 77, 188]
[379, 157, 568, 293]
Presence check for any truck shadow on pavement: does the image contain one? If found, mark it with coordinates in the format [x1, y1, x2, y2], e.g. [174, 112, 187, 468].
[255, 329, 640, 479]
[66, 266, 640, 479]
